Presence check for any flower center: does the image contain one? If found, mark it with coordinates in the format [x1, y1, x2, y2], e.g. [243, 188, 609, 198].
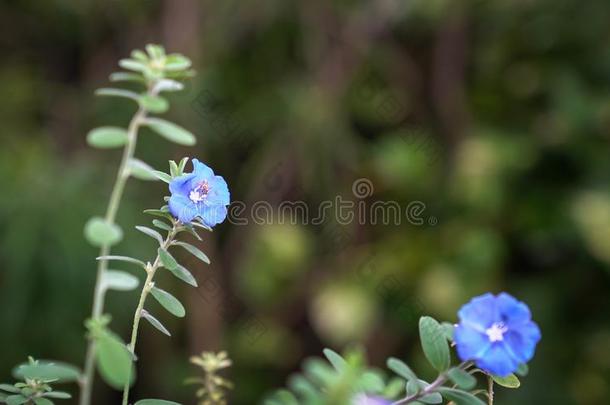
[486, 322, 508, 342]
[189, 180, 210, 203]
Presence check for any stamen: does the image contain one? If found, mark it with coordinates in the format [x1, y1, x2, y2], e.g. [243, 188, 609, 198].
[189, 180, 211, 203]
[486, 322, 508, 342]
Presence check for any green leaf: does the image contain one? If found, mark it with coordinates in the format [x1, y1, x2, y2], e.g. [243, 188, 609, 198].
[6, 395, 28, 405]
[144, 209, 173, 221]
[419, 316, 450, 372]
[85, 217, 123, 247]
[95, 88, 138, 100]
[110, 72, 144, 83]
[134, 400, 181, 405]
[13, 361, 81, 383]
[136, 226, 164, 245]
[383, 377, 405, 398]
[141, 310, 171, 336]
[387, 357, 418, 382]
[158, 248, 178, 270]
[441, 322, 455, 341]
[492, 373, 520, 388]
[151, 287, 185, 317]
[96, 255, 146, 269]
[172, 241, 210, 264]
[146, 44, 165, 59]
[152, 219, 172, 231]
[167, 264, 197, 287]
[144, 118, 196, 146]
[86, 127, 128, 149]
[43, 392, 71, 399]
[102, 270, 139, 292]
[128, 159, 159, 181]
[139, 95, 169, 114]
[447, 368, 476, 390]
[359, 371, 385, 394]
[516, 363, 529, 377]
[131, 49, 148, 61]
[164, 54, 191, 71]
[437, 388, 485, 405]
[33, 398, 54, 405]
[322, 349, 345, 372]
[119, 59, 147, 72]
[152, 170, 172, 183]
[0, 385, 19, 394]
[169, 160, 180, 177]
[96, 332, 134, 389]
[153, 79, 183, 93]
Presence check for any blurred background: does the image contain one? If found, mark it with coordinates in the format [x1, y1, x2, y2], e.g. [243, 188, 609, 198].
[1, 0, 610, 404]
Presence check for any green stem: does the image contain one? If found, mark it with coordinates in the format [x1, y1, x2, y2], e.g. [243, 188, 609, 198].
[80, 103, 148, 405]
[487, 375, 494, 405]
[121, 225, 177, 405]
[392, 362, 471, 405]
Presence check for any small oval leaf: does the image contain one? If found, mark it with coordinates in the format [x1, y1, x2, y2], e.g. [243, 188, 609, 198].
[387, 357, 418, 382]
[419, 316, 450, 372]
[141, 310, 171, 336]
[139, 95, 169, 114]
[167, 264, 197, 287]
[96, 255, 146, 269]
[87, 127, 128, 149]
[85, 217, 123, 247]
[96, 333, 134, 389]
[95, 88, 138, 100]
[144, 118, 196, 146]
[151, 287, 185, 317]
[447, 368, 477, 390]
[158, 248, 178, 270]
[172, 241, 210, 264]
[437, 388, 485, 405]
[134, 400, 181, 405]
[102, 270, 139, 292]
[136, 226, 164, 245]
[128, 159, 159, 181]
[13, 361, 81, 383]
[492, 373, 521, 388]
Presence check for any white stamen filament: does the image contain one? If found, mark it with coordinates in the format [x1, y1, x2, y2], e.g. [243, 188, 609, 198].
[486, 322, 508, 342]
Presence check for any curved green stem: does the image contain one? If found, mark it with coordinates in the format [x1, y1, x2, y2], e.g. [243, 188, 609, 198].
[391, 362, 472, 405]
[121, 225, 178, 405]
[80, 103, 148, 405]
[487, 375, 494, 405]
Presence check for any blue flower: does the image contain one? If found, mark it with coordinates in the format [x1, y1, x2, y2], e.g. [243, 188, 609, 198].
[454, 292, 541, 377]
[352, 394, 391, 405]
[168, 159, 230, 226]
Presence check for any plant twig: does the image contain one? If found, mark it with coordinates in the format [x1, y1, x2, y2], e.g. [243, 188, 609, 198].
[391, 362, 471, 405]
[80, 101, 149, 405]
[121, 223, 178, 405]
[487, 375, 494, 405]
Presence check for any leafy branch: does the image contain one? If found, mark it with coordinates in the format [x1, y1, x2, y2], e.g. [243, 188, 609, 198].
[80, 44, 197, 405]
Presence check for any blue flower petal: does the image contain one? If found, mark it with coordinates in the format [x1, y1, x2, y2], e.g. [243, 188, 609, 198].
[192, 158, 214, 178]
[496, 292, 532, 327]
[454, 323, 491, 361]
[169, 173, 197, 196]
[476, 343, 520, 377]
[204, 175, 230, 206]
[198, 205, 228, 227]
[457, 293, 498, 329]
[503, 322, 541, 363]
[169, 194, 198, 223]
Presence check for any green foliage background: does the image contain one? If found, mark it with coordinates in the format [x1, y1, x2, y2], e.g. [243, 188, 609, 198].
[1, 0, 610, 404]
